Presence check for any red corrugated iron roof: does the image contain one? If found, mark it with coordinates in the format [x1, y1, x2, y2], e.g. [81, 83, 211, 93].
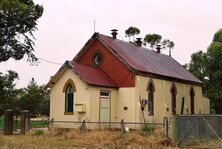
[98, 34, 202, 84]
[68, 61, 117, 88]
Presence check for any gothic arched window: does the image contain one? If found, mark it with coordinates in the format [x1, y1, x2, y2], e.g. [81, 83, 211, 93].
[170, 83, 177, 115]
[147, 79, 155, 115]
[190, 87, 195, 114]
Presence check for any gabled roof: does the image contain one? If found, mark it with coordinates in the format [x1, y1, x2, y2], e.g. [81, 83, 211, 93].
[69, 61, 117, 87]
[47, 61, 117, 88]
[49, 32, 202, 88]
[96, 33, 202, 85]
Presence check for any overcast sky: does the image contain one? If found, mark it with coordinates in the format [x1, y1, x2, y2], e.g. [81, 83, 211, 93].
[0, 0, 222, 88]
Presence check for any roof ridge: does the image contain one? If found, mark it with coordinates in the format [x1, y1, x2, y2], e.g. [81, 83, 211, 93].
[97, 33, 202, 85]
[97, 33, 172, 58]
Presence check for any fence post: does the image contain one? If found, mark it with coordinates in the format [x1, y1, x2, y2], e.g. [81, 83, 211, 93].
[80, 120, 87, 133]
[20, 110, 30, 134]
[4, 109, 14, 135]
[120, 119, 126, 133]
[163, 117, 169, 137]
[50, 118, 54, 128]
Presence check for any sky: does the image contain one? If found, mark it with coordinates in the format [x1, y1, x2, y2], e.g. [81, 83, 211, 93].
[0, 0, 222, 88]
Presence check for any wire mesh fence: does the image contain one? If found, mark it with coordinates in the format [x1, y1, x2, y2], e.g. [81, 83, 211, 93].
[1, 116, 168, 136]
[1, 109, 169, 136]
[173, 115, 222, 145]
[50, 119, 166, 135]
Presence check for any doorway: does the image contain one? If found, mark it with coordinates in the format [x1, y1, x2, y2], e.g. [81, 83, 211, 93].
[99, 90, 111, 128]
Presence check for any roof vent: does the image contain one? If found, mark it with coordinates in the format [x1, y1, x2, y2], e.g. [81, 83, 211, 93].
[135, 38, 142, 47]
[156, 44, 161, 53]
[111, 29, 118, 39]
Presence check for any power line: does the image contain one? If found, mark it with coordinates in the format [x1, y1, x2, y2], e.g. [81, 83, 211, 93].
[37, 57, 63, 65]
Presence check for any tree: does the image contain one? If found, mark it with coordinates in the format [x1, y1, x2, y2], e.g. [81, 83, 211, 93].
[186, 51, 208, 93]
[186, 28, 222, 113]
[143, 33, 162, 49]
[125, 26, 140, 42]
[162, 39, 175, 56]
[187, 51, 207, 81]
[0, 0, 43, 63]
[18, 78, 50, 117]
[0, 71, 20, 116]
[205, 35, 222, 113]
[213, 29, 222, 42]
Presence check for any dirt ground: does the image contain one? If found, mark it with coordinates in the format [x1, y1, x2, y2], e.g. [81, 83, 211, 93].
[0, 128, 221, 149]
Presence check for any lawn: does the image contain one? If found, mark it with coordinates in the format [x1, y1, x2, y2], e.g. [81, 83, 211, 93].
[30, 120, 49, 128]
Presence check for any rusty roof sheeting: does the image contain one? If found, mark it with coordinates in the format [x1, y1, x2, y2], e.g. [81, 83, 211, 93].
[98, 34, 202, 84]
[68, 61, 117, 88]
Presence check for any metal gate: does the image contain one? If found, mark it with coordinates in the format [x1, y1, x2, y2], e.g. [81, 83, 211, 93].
[173, 115, 222, 144]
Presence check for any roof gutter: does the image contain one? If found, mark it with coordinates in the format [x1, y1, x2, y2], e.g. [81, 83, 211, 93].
[137, 70, 203, 86]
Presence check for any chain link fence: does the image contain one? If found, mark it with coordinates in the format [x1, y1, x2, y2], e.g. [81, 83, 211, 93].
[1, 109, 170, 137]
[50, 119, 165, 133]
[173, 115, 222, 145]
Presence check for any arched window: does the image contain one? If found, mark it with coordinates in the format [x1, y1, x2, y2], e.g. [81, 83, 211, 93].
[190, 87, 195, 114]
[65, 84, 74, 113]
[63, 79, 76, 114]
[147, 79, 155, 115]
[170, 83, 177, 115]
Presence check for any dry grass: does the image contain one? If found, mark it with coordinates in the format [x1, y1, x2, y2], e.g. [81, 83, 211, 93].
[1, 127, 213, 149]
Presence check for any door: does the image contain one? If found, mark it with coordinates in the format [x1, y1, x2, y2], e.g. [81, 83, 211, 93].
[99, 90, 111, 128]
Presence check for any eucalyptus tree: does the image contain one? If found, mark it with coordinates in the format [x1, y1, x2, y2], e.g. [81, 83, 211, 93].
[125, 26, 140, 42]
[0, 0, 43, 63]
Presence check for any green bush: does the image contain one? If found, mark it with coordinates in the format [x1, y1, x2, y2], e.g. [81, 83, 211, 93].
[0, 116, 4, 131]
[33, 130, 45, 136]
[141, 124, 155, 136]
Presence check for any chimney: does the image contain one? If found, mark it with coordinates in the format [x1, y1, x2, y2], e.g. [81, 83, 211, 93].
[156, 44, 161, 53]
[111, 29, 118, 39]
[135, 38, 142, 47]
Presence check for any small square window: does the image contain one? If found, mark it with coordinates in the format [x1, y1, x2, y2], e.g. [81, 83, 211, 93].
[100, 90, 110, 98]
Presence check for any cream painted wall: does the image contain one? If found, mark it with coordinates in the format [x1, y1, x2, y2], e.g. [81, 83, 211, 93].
[50, 67, 90, 128]
[86, 87, 137, 128]
[201, 96, 210, 114]
[135, 75, 210, 124]
[50, 67, 210, 129]
[86, 87, 118, 128]
[50, 67, 119, 128]
[115, 88, 136, 128]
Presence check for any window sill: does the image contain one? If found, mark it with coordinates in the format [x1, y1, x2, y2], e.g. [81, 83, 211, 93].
[64, 112, 74, 115]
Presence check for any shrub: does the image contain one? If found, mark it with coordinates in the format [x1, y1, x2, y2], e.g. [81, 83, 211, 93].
[33, 130, 45, 136]
[141, 124, 155, 136]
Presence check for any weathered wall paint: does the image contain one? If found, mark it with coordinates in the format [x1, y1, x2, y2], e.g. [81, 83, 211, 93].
[50, 68, 90, 127]
[50, 68, 210, 129]
[135, 75, 210, 124]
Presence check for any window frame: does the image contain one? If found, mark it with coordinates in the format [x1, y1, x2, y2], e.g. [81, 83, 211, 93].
[100, 90, 111, 99]
[190, 87, 195, 114]
[63, 79, 76, 115]
[170, 83, 177, 115]
[92, 52, 104, 66]
[147, 79, 155, 116]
